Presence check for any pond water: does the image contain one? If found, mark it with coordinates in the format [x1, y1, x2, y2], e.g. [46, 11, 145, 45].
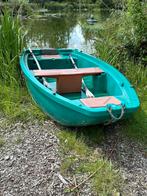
[25, 10, 110, 54]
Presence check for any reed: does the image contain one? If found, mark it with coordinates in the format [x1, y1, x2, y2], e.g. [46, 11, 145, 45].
[0, 10, 25, 84]
[0, 10, 43, 120]
[0, 10, 23, 117]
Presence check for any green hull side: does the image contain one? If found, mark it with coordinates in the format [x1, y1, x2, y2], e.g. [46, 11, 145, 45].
[26, 79, 135, 126]
[26, 80, 107, 126]
[20, 48, 140, 126]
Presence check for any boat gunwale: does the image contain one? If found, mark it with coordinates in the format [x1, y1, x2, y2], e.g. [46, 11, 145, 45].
[73, 51, 140, 105]
[20, 48, 140, 116]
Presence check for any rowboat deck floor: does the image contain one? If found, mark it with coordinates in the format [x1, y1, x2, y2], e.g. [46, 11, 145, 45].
[62, 92, 108, 100]
[46, 78, 108, 100]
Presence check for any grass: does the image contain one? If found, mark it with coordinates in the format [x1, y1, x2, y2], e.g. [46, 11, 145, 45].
[78, 159, 122, 195]
[0, 10, 25, 119]
[0, 137, 5, 147]
[94, 48, 147, 145]
[0, 10, 25, 82]
[74, 11, 147, 196]
[121, 61, 147, 145]
[122, 94, 147, 145]
[0, 4, 146, 195]
[0, 10, 46, 122]
[93, 3, 147, 146]
[0, 81, 46, 122]
[120, 62, 147, 145]
[58, 130, 123, 195]
[15, 135, 23, 144]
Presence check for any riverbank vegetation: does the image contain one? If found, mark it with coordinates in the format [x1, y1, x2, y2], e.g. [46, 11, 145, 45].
[58, 129, 123, 195]
[0, 10, 45, 121]
[58, 2, 146, 193]
[94, 0, 147, 144]
[0, 0, 142, 13]
[80, 0, 146, 144]
[0, 0, 146, 194]
[0, 1, 35, 17]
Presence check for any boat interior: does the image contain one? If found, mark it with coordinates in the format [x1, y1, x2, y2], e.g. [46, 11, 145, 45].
[27, 49, 122, 107]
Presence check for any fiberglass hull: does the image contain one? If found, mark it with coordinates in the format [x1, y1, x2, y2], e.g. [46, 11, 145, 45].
[20, 48, 140, 126]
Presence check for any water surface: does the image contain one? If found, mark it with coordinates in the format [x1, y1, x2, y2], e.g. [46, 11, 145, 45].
[25, 10, 110, 53]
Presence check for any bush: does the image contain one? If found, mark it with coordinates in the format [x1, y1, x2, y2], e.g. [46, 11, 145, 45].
[118, 0, 147, 60]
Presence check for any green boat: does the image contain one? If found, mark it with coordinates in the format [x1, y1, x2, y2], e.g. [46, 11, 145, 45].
[20, 48, 140, 126]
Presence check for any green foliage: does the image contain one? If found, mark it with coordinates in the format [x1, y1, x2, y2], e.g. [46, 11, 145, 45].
[3, 0, 34, 17]
[119, 0, 146, 58]
[0, 137, 5, 147]
[123, 107, 147, 145]
[58, 130, 89, 156]
[100, 0, 115, 9]
[94, 2, 147, 145]
[94, 1, 146, 62]
[0, 10, 25, 83]
[0, 10, 46, 121]
[60, 156, 78, 174]
[123, 62, 147, 91]
[120, 62, 147, 145]
[122, 79, 147, 145]
[44, 0, 98, 11]
[58, 130, 123, 194]
[44, 1, 68, 11]
[0, 83, 46, 121]
[127, 0, 145, 42]
[0, 10, 24, 119]
[78, 159, 122, 195]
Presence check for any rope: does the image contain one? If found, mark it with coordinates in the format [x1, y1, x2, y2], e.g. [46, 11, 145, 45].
[105, 104, 125, 125]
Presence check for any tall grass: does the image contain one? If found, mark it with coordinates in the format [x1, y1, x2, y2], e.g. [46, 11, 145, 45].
[0, 10, 45, 120]
[94, 1, 147, 145]
[0, 10, 25, 84]
[0, 10, 24, 117]
[58, 130, 123, 195]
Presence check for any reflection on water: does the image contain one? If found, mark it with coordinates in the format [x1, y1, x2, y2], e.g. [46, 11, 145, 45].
[68, 24, 95, 53]
[25, 10, 110, 53]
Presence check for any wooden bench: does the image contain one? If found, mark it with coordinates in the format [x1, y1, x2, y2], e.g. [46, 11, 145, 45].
[32, 67, 104, 93]
[80, 96, 121, 108]
[41, 54, 61, 59]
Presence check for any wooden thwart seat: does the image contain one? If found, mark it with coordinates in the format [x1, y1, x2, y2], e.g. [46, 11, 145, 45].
[41, 54, 61, 59]
[80, 96, 121, 108]
[32, 68, 104, 93]
[32, 68, 103, 77]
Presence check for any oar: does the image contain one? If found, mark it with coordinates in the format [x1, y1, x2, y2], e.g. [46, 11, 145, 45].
[69, 54, 94, 98]
[28, 48, 51, 89]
